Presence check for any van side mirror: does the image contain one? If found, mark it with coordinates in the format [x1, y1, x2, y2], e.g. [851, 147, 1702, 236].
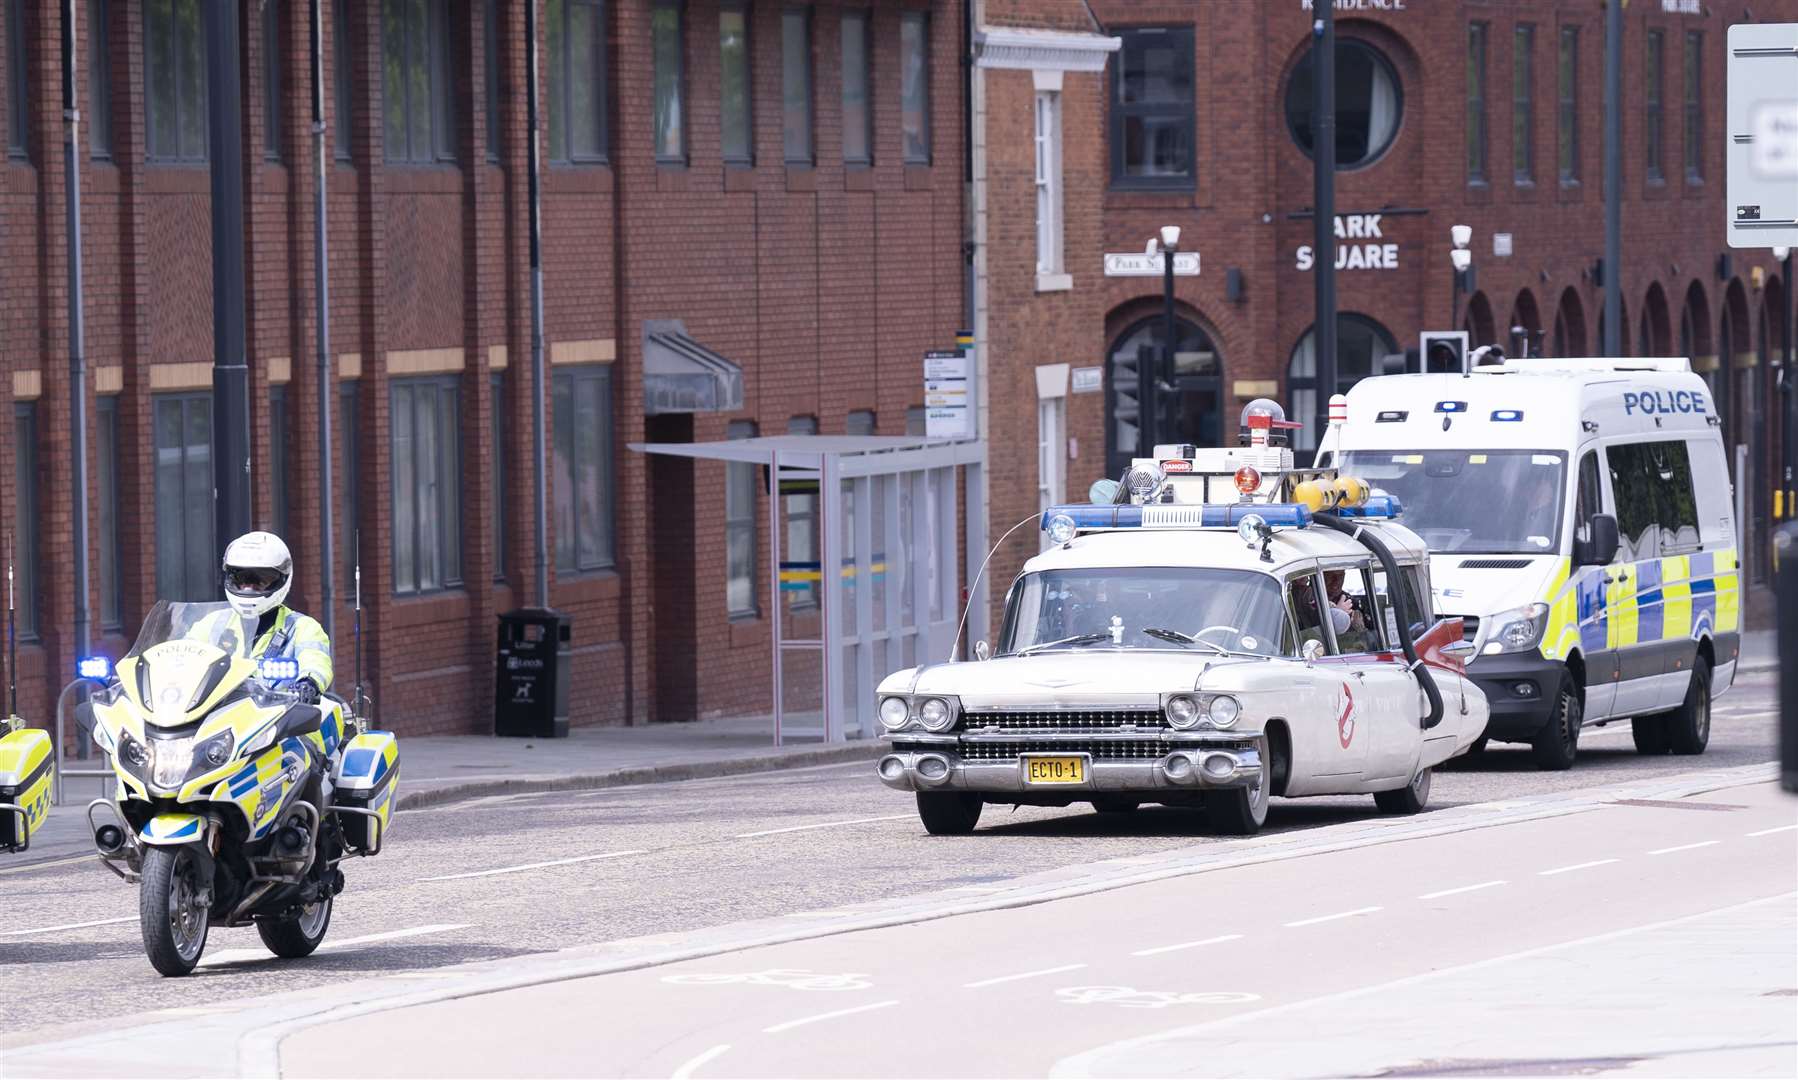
[1578, 514, 1621, 566]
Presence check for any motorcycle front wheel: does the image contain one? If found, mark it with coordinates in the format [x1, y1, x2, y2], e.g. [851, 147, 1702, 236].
[140, 844, 211, 976]
[258, 892, 333, 958]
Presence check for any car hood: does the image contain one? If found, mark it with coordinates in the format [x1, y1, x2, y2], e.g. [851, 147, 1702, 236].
[1429, 553, 1567, 620]
[882, 650, 1267, 710]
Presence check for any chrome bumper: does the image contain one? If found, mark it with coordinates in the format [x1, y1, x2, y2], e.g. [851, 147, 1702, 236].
[877, 737, 1262, 795]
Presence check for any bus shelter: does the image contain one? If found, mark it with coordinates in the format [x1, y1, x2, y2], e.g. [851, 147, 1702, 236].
[631, 435, 987, 744]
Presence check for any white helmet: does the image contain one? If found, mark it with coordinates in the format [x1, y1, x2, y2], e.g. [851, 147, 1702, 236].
[222, 532, 293, 619]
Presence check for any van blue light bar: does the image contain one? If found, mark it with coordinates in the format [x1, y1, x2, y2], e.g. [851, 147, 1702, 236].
[1040, 504, 1314, 530]
[1333, 495, 1404, 519]
[1039, 505, 1144, 530]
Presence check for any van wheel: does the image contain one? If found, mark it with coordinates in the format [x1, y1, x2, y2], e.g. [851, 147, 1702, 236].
[1667, 657, 1712, 755]
[1529, 674, 1582, 771]
[1374, 767, 1432, 814]
[915, 792, 983, 835]
[1631, 715, 1672, 755]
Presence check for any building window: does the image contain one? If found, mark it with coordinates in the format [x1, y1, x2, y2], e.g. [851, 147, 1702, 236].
[263, 0, 282, 159]
[1105, 317, 1224, 477]
[720, 1, 751, 164]
[333, 0, 352, 159]
[153, 393, 215, 602]
[1111, 26, 1194, 188]
[899, 11, 928, 164]
[781, 8, 812, 164]
[1557, 26, 1579, 184]
[1034, 90, 1063, 278]
[1287, 314, 1398, 452]
[1645, 30, 1663, 182]
[145, 0, 208, 162]
[785, 415, 817, 607]
[651, 0, 684, 163]
[89, 0, 113, 158]
[725, 420, 758, 616]
[1036, 395, 1065, 546]
[546, 0, 605, 163]
[552, 366, 614, 572]
[6, 0, 25, 158]
[491, 373, 505, 580]
[12, 404, 36, 639]
[483, 0, 499, 160]
[270, 386, 290, 537]
[382, 0, 455, 163]
[904, 406, 926, 436]
[1466, 22, 1487, 183]
[1513, 24, 1534, 184]
[840, 9, 870, 165]
[846, 409, 876, 436]
[97, 396, 122, 629]
[1682, 30, 1701, 182]
[391, 377, 463, 595]
[1285, 37, 1400, 172]
[340, 383, 359, 582]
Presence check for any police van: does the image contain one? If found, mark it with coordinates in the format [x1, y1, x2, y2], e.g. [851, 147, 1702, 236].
[1317, 357, 1740, 769]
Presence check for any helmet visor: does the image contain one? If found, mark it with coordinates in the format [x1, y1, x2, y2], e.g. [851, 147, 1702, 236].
[224, 566, 287, 596]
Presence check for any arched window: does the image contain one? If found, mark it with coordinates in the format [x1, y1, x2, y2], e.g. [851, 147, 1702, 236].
[1551, 287, 1586, 356]
[1284, 39, 1404, 169]
[1287, 313, 1398, 451]
[1105, 316, 1225, 478]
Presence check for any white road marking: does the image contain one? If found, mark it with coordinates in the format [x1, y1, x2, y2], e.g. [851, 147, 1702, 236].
[1647, 840, 1720, 855]
[1417, 880, 1507, 900]
[963, 963, 1088, 988]
[1538, 858, 1621, 876]
[2, 915, 136, 936]
[1283, 906, 1382, 928]
[1746, 823, 1798, 837]
[946, 885, 1005, 894]
[733, 814, 910, 839]
[761, 999, 899, 1034]
[0, 854, 95, 876]
[671, 1044, 731, 1080]
[1131, 933, 1244, 958]
[421, 850, 645, 881]
[200, 924, 470, 967]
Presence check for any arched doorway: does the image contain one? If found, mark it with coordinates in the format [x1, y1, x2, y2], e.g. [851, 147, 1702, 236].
[1508, 289, 1543, 357]
[1288, 313, 1399, 452]
[1462, 291, 1496, 349]
[1105, 315, 1226, 478]
[1551, 287, 1587, 356]
[1596, 296, 1631, 357]
[1639, 282, 1671, 357]
[1679, 280, 1712, 361]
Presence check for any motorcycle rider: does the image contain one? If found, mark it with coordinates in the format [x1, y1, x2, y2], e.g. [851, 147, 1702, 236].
[210, 532, 334, 703]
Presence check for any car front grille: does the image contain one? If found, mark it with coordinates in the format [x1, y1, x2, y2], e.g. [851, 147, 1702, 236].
[959, 738, 1171, 761]
[961, 710, 1166, 734]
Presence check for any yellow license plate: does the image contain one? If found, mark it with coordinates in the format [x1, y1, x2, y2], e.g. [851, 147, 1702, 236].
[1025, 756, 1086, 784]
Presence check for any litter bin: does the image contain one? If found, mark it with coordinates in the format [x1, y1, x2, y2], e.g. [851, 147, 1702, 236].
[1777, 523, 1796, 793]
[495, 608, 572, 738]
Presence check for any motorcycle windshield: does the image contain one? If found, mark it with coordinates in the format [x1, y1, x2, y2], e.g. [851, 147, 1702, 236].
[125, 602, 257, 724]
[126, 602, 256, 662]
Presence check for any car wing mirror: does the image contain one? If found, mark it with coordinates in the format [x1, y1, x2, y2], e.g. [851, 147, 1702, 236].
[1301, 639, 1326, 664]
[1439, 640, 1476, 660]
[973, 640, 992, 661]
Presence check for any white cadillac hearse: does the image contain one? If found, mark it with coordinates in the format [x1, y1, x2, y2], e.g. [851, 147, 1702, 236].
[875, 402, 1490, 836]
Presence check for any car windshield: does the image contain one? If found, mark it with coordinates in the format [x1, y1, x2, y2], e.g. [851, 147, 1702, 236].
[999, 567, 1288, 656]
[1340, 449, 1567, 555]
[125, 601, 256, 661]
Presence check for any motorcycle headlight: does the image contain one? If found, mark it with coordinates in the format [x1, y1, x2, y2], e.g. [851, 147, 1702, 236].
[1165, 694, 1202, 730]
[1204, 694, 1242, 729]
[197, 730, 235, 769]
[917, 697, 956, 733]
[149, 736, 196, 791]
[119, 732, 148, 770]
[1481, 603, 1550, 655]
[879, 696, 912, 731]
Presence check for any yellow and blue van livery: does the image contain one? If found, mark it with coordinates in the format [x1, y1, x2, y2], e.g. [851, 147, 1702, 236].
[1, 724, 53, 852]
[1321, 357, 1738, 768]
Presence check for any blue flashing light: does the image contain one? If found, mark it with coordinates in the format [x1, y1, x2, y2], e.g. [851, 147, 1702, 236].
[1434, 401, 1468, 413]
[1491, 409, 1524, 422]
[258, 656, 301, 683]
[1335, 495, 1404, 519]
[1039, 505, 1144, 530]
[77, 656, 111, 681]
[1197, 504, 1313, 528]
[1040, 503, 1312, 531]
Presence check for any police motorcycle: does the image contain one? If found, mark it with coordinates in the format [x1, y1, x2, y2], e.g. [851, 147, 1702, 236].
[70, 601, 399, 976]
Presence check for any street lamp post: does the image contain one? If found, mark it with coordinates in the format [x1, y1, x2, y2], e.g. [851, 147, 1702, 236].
[1155, 224, 1181, 457]
[1779, 245, 1795, 523]
[1450, 225, 1473, 334]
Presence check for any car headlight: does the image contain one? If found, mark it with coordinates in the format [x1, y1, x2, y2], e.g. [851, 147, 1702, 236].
[1204, 694, 1241, 728]
[879, 696, 912, 731]
[1481, 603, 1550, 655]
[917, 697, 955, 732]
[1165, 694, 1202, 730]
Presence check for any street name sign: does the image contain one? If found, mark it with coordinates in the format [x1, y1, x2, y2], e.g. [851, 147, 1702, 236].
[1104, 252, 1200, 277]
[1726, 23, 1798, 249]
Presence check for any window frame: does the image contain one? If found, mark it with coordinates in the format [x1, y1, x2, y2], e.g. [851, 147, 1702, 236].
[262, 0, 283, 160]
[339, 382, 360, 582]
[1645, 28, 1664, 183]
[389, 376, 464, 596]
[552, 365, 616, 574]
[144, 0, 209, 163]
[1286, 569, 1337, 657]
[1109, 25, 1195, 191]
[899, 10, 929, 165]
[12, 403, 37, 639]
[780, 6, 813, 165]
[725, 419, 759, 618]
[491, 372, 506, 581]
[88, 0, 113, 159]
[1682, 29, 1702, 183]
[1512, 23, 1534, 185]
[7, 0, 26, 159]
[1034, 89, 1063, 277]
[483, 0, 499, 161]
[839, 7, 871, 167]
[1557, 25, 1579, 185]
[97, 395, 122, 629]
[152, 392, 216, 603]
[270, 385, 290, 538]
[381, 0, 457, 165]
[1467, 21, 1488, 185]
[719, 0, 753, 165]
[333, 0, 352, 160]
[652, 0, 686, 165]
[546, 0, 609, 165]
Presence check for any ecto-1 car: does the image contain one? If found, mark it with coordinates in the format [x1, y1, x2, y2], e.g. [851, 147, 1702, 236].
[875, 404, 1490, 836]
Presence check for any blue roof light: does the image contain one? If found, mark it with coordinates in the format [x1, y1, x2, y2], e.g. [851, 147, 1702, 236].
[1334, 495, 1404, 519]
[1039, 503, 1313, 531]
[77, 656, 111, 681]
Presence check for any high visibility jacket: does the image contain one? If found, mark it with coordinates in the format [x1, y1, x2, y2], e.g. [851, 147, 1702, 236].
[193, 606, 334, 691]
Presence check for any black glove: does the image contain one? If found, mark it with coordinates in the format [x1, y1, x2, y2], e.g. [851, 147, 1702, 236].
[295, 679, 321, 705]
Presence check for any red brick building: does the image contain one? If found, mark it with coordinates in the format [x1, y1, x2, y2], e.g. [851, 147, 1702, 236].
[973, 0, 1795, 624]
[0, 0, 968, 735]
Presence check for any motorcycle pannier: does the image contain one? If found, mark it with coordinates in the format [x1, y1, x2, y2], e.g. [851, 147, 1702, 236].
[0, 727, 53, 852]
[330, 730, 399, 852]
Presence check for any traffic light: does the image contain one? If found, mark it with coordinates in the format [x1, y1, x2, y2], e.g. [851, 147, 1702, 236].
[1419, 331, 1469, 374]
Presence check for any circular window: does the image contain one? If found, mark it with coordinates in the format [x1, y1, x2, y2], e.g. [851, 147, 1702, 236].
[1284, 40, 1403, 169]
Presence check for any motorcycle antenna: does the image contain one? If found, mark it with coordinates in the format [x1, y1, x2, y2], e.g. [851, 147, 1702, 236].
[6, 531, 15, 717]
[354, 529, 364, 718]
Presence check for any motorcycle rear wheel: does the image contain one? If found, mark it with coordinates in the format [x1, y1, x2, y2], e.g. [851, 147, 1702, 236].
[258, 893, 333, 958]
[140, 844, 210, 977]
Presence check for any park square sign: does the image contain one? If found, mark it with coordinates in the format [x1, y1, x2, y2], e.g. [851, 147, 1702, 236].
[1294, 213, 1400, 272]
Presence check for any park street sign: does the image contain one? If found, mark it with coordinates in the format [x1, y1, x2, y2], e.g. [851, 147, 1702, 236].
[1725, 22, 1798, 249]
[1104, 251, 1200, 277]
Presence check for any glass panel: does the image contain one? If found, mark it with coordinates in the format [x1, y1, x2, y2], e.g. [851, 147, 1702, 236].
[271, 390, 288, 537]
[574, 373, 602, 569]
[899, 13, 927, 162]
[483, 0, 498, 157]
[781, 9, 810, 162]
[89, 0, 112, 156]
[492, 374, 505, 577]
[264, 0, 282, 156]
[553, 375, 575, 571]
[182, 397, 213, 602]
[155, 398, 183, 598]
[653, 2, 683, 161]
[720, 6, 750, 162]
[438, 384, 461, 585]
[571, 0, 603, 159]
[341, 384, 359, 583]
[416, 385, 442, 590]
[406, 0, 430, 159]
[840, 11, 869, 164]
[175, 0, 205, 159]
[334, 0, 352, 158]
[392, 383, 417, 592]
[546, 0, 565, 160]
[1283, 38, 1400, 169]
[383, 0, 407, 155]
[12, 408, 34, 637]
[98, 399, 120, 627]
[147, 0, 178, 157]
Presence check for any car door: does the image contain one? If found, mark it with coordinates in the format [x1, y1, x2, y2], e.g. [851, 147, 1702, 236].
[1569, 449, 1618, 719]
[1288, 567, 1374, 783]
[1335, 562, 1424, 785]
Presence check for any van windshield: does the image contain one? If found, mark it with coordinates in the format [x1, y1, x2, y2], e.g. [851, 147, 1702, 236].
[1340, 449, 1567, 555]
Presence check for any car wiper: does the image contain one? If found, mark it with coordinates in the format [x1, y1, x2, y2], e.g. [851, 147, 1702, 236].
[1015, 632, 1111, 656]
[1142, 627, 1230, 655]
